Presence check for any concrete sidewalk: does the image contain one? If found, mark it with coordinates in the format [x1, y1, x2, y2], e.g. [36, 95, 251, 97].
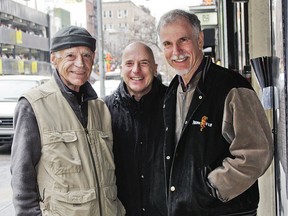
[0, 154, 14, 216]
[0, 201, 14, 216]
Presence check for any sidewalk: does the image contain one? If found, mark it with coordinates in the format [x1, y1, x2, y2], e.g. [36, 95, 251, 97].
[0, 154, 14, 216]
[0, 201, 14, 216]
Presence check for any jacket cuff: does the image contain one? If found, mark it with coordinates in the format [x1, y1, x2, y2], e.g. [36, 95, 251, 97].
[206, 179, 218, 199]
[206, 179, 228, 202]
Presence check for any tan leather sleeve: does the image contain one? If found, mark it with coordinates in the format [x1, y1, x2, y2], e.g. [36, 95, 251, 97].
[208, 87, 274, 202]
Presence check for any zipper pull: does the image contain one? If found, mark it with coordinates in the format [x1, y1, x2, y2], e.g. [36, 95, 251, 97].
[85, 128, 91, 144]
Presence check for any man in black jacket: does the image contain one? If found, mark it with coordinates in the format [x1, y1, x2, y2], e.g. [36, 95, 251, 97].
[156, 9, 273, 216]
[104, 42, 167, 216]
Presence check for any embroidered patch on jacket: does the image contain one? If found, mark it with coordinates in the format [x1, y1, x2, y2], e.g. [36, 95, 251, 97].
[192, 116, 213, 131]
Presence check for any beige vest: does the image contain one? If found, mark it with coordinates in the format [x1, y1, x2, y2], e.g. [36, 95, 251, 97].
[24, 78, 125, 216]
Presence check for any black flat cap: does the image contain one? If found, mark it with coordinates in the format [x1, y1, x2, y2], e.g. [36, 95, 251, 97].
[50, 26, 96, 52]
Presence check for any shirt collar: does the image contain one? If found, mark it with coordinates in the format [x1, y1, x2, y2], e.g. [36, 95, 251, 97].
[178, 58, 206, 92]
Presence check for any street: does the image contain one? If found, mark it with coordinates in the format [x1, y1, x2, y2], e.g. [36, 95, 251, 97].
[0, 153, 15, 216]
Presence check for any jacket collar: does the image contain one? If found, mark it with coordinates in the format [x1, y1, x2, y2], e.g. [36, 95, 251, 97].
[112, 78, 163, 111]
[178, 58, 207, 92]
[53, 69, 98, 103]
[167, 56, 213, 96]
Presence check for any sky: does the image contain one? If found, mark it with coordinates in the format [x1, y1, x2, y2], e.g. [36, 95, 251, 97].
[16, 0, 203, 25]
[106, 0, 203, 21]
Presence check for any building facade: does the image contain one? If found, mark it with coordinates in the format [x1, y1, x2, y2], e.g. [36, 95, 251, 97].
[0, 0, 50, 75]
[102, 0, 156, 67]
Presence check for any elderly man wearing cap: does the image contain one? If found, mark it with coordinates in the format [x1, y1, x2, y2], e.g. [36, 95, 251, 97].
[11, 26, 125, 216]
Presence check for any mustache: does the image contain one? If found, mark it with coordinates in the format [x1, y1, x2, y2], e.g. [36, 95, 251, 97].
[170, 54, 190, 61]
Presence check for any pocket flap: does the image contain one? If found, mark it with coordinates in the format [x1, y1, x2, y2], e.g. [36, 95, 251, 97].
[99, 131, 110, 139]
[54, 189, 96, 204]
[43, 131, 78, 144]
[103, 185, 117, 201]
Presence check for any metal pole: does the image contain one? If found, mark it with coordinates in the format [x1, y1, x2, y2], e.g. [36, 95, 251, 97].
[218, 0, 229, 68]
[96, 0, 105, 97]
[235, 3, 246, 73]
[236, 4, 242, 72]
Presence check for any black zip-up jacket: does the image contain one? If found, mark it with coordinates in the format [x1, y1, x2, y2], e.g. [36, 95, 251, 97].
[161, 57, 273, 216]
[104, 78, 167, 216]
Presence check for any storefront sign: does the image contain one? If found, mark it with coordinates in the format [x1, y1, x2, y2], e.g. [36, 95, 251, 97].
[196, 12, 218, 26]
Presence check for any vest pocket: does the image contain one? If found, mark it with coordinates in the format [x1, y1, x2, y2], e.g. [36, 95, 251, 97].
[92, 130, 117, 186]
[47, 189, 98, 216]
[103, 185, 126, 216]
[42, 131, 82, 175]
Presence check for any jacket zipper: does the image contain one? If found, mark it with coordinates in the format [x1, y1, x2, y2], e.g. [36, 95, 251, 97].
[79, 96, 103, 216]
[85, 127, 103, 216]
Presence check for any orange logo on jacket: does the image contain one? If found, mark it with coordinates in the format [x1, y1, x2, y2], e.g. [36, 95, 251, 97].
[192, 116, 212, 131]
[200, 116, 208, 131]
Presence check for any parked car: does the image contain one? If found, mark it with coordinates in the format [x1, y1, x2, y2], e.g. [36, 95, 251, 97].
[0, 75, 50, 152]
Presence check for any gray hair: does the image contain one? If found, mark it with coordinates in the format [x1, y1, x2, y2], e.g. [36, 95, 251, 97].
[53, 51, 61, 59]
[157, 9, 201, 36]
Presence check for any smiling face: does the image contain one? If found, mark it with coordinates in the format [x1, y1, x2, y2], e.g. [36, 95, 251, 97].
[51, 46, 95, 92]
[159, 17, 204, 84]
[121, 42, 157, 101]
